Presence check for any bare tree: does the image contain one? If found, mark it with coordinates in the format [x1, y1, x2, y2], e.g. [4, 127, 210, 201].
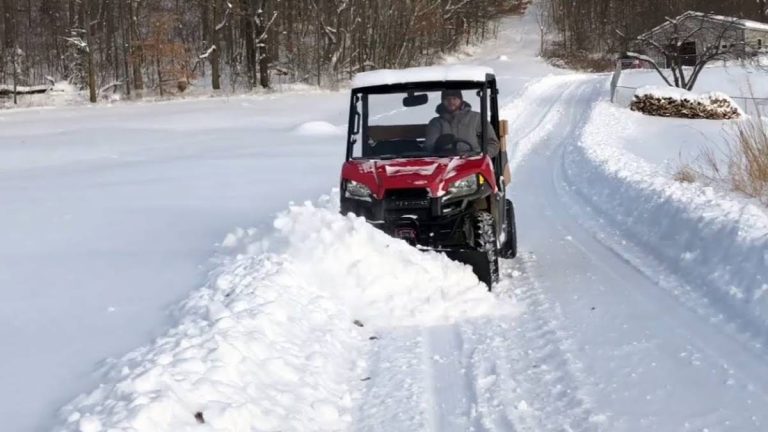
[630, 13, 744, 90]
[533, 2, 550, 56]
[0, 0, 526, 102]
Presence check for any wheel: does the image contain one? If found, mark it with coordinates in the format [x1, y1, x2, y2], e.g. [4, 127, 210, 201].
[472, 210, 500, 289]
[499, 199, 517, 259]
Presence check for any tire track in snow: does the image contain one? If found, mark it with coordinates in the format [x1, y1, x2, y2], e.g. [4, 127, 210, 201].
[362, 258, 600, 432]
[354, 258, 601, 432]
[501, 74, 595, 175]
[491, 257, 603, 432]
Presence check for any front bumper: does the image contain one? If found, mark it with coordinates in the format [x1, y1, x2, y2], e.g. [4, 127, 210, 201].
[340, 184, 492, 248]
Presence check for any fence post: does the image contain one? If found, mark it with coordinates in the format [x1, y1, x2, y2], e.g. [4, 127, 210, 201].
[610, 60, 622, 103]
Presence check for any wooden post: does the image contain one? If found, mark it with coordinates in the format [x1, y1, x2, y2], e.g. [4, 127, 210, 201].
[499, 119, 511, 186]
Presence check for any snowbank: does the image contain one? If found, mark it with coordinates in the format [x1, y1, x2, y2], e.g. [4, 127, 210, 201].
[55, 194, 508, 431]
[293, 120, 345, 136]
[564, 102, 768, 336]
[631, 86, 742, 119]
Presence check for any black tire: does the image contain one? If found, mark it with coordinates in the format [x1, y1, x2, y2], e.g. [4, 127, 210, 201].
[499, 199, 517, 259]
[472, 211, 500, 289]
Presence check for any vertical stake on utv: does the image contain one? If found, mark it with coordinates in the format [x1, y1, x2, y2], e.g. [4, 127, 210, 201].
[340, 66, 517, 289]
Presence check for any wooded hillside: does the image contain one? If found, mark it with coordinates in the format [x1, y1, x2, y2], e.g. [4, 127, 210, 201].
[0, 0, 528, 100]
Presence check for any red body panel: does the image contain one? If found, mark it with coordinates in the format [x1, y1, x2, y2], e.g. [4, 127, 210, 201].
[341, 156, 498, 199]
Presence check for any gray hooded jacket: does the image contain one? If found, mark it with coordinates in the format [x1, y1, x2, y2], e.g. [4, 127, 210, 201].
[425, 102, 500, 158]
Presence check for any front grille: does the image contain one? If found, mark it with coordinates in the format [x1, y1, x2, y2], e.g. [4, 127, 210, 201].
[385, 188, 430, 210]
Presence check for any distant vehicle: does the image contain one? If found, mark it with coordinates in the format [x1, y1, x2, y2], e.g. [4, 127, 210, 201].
[619, 57, 645, 70]
[339, 66, 517, 289]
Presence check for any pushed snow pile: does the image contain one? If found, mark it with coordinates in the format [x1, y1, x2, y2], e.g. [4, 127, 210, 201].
[56, 194, 505, 431]
[293, 120, 344, 136]
[630, 86, 742, 120]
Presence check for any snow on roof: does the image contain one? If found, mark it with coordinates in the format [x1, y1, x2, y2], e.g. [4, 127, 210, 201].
[738, 18, 768, 32]
[640, 11, 768, 38]
[352, 65, 494, 89]
[685, 11, 768, 32]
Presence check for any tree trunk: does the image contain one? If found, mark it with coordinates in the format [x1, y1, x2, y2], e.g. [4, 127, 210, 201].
[12, 47, 17, 104]
[156, 54, 163, 97]
[119, 0, 131, 96]
[83, 0, 97, 103]
[210, 0, 221, 90]
[2, 0, 14, 49]
[129, 0, 144, 94]
[255, 0, 270, 88]
[244, 0, 257, 88]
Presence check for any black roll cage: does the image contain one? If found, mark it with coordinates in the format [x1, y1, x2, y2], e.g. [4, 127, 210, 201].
[346, 75, 501, 179]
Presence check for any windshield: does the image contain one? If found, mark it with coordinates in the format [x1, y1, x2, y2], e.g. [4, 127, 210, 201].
[349, 88, 488, 160]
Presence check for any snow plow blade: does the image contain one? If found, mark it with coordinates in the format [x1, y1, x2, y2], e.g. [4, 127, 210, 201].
[444, 249, 494, 290]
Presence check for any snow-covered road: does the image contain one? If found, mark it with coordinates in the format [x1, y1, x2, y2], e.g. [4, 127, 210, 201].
[506, 75, 768, 430]
[3, 8, 768, 432]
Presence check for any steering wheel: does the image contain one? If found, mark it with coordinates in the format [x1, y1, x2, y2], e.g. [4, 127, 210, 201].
[434, 134, 474, 156]
[453, 138, 474, 154]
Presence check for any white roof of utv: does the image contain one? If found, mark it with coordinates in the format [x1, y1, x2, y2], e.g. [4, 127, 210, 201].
[351, 65, 495, 89]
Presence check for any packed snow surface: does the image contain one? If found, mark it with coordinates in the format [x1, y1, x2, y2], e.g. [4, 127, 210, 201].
[352, 65, 495, 89]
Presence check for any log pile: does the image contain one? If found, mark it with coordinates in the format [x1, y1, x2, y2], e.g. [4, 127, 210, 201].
[630, 92, 741, 120]
[0, 84, 51, 97]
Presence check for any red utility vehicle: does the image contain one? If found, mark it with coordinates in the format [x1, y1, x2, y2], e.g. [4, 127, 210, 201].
[340, 66, 517, 288]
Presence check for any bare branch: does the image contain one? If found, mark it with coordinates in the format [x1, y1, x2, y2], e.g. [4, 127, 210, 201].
[624, 51, 673, 87]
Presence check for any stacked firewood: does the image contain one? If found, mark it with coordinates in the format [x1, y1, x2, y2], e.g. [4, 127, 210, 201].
[630, 93, 741, 120]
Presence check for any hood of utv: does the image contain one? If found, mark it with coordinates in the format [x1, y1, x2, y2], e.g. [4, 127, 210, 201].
[342, 156, 495, 199]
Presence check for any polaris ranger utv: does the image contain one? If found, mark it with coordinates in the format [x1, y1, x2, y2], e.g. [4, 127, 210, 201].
[339, 66, 517, 288]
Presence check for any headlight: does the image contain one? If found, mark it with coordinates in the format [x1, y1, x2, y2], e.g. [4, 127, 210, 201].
[444, 175, 478, 199]
[345, 180, 372, 201]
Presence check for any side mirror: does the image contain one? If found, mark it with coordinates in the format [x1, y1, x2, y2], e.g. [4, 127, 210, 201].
[351, 94, 361, 135]
[403, 93, 428, 107]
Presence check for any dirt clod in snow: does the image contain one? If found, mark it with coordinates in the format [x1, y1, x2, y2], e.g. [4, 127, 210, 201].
[194, 412, 205, 424]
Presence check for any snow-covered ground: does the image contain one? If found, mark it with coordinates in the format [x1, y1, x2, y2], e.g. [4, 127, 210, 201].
[3, 6, 768, 432]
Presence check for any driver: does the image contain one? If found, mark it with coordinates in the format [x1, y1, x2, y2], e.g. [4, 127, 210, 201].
[425, 89, 500, 157]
